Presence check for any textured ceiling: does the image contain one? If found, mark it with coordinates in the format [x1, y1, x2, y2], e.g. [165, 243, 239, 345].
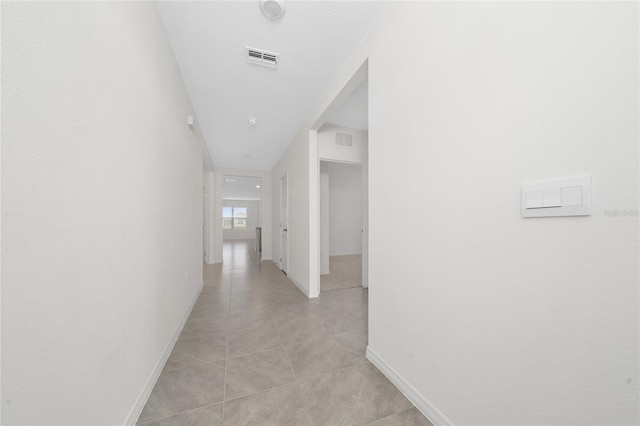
[223, 175, 262, 201]
[156, 1, 384, 170]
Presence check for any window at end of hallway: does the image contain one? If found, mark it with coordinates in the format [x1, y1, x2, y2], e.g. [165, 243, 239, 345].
[223, 207, 248, 229]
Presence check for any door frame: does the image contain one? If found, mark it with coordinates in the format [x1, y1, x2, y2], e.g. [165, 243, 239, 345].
[318, 159, 367, 290]
[280, 172, 289, 273]
[308, 59, 369, 297]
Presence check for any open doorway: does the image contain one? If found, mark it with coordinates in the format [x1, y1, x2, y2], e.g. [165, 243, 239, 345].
[315, 75, 369, 294]
[320, 161, 364, 291]
[222, 175, 262, 263]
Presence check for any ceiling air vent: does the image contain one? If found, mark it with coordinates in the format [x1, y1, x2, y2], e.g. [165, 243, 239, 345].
[246, 47, 279, 69]
[335, 132, 353, 147]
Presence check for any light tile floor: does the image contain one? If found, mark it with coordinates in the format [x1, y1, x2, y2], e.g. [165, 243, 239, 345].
[138, 240, 432, 426]
[320, 255, 362, 292]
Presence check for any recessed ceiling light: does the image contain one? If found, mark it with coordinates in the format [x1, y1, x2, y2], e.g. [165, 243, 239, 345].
[256, 185, 261, 188]
[248, 117, 257, 126]
[259, 0, 286, 20]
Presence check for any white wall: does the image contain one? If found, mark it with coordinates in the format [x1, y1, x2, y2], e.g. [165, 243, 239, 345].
[1, 2, 209, 425]
[222, 199, 261, 240]
[214, 168, 271, 263]
[327, 162, 363, 256]
[205, 171, 216, 265]
[271, 130, 311, 295]
[318, 124, 368, 163]
[359, 3, 638, 424]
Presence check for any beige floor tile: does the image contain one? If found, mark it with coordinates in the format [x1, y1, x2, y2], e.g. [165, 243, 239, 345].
[164, 333, 227, 371]
[333, 329, 368, 363]
[321, 255, 362, 291]
[138, 403, 223, 426]
[264, 290, 311, 308]
[229, 297, 272, 315]
[223, 382, 313, 425]
[181, 316, 229, 339]
[320, 310, 367, 335]
[366, 407, 434, 426]
[269, 303, 321, 327]
[227, 308, 272, 332]
[225, 348, 296, 400]
[140, 241, 403, 426]
[227, 322, 282, 357]
[188, 304, 230, 321]
[298, 362, 412, 426]
[275, 316, 330, 346]
[139, 361, 226, 423]
[285, 336, 359, 379]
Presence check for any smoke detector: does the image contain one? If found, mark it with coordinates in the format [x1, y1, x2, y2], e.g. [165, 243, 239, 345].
[260, 1, 286, 20]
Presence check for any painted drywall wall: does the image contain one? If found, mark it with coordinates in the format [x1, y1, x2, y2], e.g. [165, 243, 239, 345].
[357, 2, 637, 424]
[1, 2, 209, 424]
[222, 200, 261, 240]
[214, 168, 271, 263]
[271, 130, 311, 295]
[328, 162, 363, 256]
[320, 163, 330, 275]
[318, 124, 368, 163]
[205, 171, 216, 265]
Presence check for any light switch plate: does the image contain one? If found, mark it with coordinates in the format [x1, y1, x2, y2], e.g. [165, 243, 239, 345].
[561, 186, 583, 207]
[522, 175, 591, 217]
[542, 188, 562, 208]
[525, 190, 543, 209]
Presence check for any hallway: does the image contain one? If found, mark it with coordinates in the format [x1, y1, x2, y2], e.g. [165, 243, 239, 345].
[138, 240, 431, 425]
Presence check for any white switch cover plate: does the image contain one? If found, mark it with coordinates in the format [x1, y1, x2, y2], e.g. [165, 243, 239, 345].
[522, 175, 591, 218]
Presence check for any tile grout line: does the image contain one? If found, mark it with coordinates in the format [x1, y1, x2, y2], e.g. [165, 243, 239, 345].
[269, 309, 298, 382]
[221, 264, 234, 423]
[272, 306, 320, 426]
[221, 352, 369, 405]
[137, 401, 223, 425]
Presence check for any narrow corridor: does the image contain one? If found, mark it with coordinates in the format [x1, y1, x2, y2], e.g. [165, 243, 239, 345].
[138, 240, 431, 425]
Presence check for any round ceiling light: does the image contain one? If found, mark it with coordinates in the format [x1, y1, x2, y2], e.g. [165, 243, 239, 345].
[259, 0, 286, 20]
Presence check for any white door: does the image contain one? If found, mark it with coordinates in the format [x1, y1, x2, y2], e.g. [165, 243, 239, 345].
[280, 174, 288, 273]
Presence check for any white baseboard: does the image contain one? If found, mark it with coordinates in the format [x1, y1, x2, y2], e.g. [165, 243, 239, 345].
[123, 284, 203, 425]
[366, 346, 453, 426]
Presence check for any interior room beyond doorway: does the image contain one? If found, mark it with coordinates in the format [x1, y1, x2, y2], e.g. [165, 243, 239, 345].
[320, 161, 363, 292]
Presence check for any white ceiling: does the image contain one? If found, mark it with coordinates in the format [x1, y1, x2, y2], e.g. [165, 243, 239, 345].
[156, 1, 384, 170]
[326, 77, 368, 130]
[223, 175, 262, 201]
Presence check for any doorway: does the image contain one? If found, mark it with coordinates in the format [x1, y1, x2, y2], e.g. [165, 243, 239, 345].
[308, 59, 368, 297]
[320, 161, 364, 291]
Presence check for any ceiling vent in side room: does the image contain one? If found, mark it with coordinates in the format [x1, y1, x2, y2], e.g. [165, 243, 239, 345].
[246, 47, 279, 69]
[335, 132, 353, 147]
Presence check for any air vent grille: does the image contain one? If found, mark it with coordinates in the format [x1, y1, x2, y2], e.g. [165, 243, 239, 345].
[246, 47, 279, 69]
[335, 132, 353, 147]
